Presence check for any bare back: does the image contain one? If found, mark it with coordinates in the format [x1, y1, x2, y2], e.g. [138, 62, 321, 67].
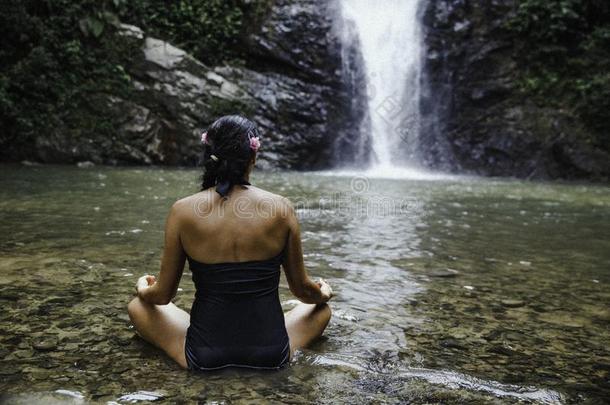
[176, 185, 291, 264]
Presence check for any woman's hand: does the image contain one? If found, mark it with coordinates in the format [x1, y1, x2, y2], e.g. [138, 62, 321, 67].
[136, 275, 157, 296]
[316, 278, 334, 302]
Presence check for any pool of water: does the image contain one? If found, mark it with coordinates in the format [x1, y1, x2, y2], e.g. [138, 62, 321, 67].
[0, 164, 608, 403]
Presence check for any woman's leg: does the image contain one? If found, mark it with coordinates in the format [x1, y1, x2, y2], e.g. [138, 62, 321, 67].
[127, 296, 190, 369]
[285, 303, 331, 355]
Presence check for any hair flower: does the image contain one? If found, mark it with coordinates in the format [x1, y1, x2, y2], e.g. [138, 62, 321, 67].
[249, 136, 261, 152]
[201, 131, 208, 144]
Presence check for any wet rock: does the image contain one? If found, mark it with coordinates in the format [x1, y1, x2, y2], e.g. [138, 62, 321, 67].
[440, 338, 466, 350]
[483, 329, 502, 341]
[429, 269, 459, 278]
[14, 1, 359, 169]
[13, 349, 34, 358]
[76, 161, 95, 168]
[32, 337, 58, 351]
[110, 5, 356, 169]
[501, 299, 525, 308]
[488, 343, 518, 356]
[421, 0, 610, 180]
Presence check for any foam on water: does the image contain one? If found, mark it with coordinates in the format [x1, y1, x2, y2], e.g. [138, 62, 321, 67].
[313, 165, 463, 181]
[310, 354, 564, 404]
[338, 0, 425, 169]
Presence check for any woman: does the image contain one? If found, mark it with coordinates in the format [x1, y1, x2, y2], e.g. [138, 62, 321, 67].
[127, 115, 333, 371]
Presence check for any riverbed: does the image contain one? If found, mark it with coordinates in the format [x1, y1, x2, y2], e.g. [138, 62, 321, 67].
[0, 164, 608, 403]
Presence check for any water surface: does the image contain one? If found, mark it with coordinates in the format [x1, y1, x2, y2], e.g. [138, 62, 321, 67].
[1, 164, 609, 403]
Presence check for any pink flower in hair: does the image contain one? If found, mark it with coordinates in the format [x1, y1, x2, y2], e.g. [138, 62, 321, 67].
[201, 131, 208, 144]
[249, 136, 261, 152]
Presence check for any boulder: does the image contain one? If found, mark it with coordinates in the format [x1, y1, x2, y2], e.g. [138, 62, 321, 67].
[102, 0, 360, 169]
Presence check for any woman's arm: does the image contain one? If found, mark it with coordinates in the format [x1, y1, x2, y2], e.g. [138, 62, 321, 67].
[137, 201, 186, 305]
[281, 200, 333, 304]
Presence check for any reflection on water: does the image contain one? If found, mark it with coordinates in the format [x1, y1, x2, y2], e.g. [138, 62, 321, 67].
[1, 164, 609, 403]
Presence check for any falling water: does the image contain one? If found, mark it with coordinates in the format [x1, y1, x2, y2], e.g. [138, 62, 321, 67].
[338, 0, 426, 177]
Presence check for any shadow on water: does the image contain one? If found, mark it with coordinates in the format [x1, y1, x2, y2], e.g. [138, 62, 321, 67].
[0, 164, 608, 403]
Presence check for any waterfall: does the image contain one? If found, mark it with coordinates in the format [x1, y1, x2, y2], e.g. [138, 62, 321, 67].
[338, 0, 425, 175]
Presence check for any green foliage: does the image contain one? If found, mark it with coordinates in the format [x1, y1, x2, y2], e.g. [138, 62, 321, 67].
[0, 0, 271, 160]
[119, 0, 255, 66]
[0, 0, 135, 156]
[508, 0, 610, 149]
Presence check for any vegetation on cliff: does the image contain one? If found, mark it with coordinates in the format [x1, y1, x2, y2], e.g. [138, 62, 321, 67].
[0, 0, 269, 161]
[508, 0, 609, 150]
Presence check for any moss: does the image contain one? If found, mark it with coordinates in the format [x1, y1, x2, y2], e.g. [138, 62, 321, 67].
[507, 0, 610, 150]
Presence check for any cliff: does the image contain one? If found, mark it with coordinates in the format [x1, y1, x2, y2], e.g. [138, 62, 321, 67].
[1, 0, 359, 170]
[421, 0, 610, 180]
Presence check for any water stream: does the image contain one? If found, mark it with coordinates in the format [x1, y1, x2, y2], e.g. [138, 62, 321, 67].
[338, 0, 424, 172]
[1, 164, 609, 403]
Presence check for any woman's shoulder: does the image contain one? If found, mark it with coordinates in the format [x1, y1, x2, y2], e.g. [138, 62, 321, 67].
[169, 187, 295, 218]
[168, 190, 215, 218]
[250, 186, 296, 210]
[247, 185, 290, 202]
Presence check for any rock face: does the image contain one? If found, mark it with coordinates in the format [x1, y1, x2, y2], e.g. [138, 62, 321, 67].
[243, 0, 367, 169]
[98, 0, 358, 169]
[421, 0, 610, 180]
[13, 1, 359, 169]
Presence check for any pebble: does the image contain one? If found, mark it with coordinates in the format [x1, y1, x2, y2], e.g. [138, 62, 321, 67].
[429, 269, 459, 278]
[14, 350, 34, 358]
[501, 299, 525, 308]
[488, 344, 518, 356]
[33, 337, 58, 351]
[440, 338, 465, 350]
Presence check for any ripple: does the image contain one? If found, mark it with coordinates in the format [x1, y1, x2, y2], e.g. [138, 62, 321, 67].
[308, 353, 563, 404]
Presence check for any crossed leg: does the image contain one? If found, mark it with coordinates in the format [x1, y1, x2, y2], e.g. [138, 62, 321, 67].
[127, 296, 190, 369]
[127, 298, 331, 368]
[285, 303, 332, 357]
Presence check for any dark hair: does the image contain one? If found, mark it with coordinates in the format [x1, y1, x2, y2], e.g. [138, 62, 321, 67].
[200, 115, 260, 198]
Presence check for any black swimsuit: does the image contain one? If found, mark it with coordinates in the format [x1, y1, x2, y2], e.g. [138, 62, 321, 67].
[184, 248, 290, 371]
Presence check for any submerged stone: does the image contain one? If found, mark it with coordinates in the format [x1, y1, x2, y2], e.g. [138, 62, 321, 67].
[501, 299, 525, 308]
[429, 269, 459, 278]
[488, 344, 518, 357]
[440, 338, 466, 350]
[32, 337, 58, 351]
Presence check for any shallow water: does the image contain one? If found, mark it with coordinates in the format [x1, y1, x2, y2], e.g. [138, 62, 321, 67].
[0, 164, 609, 404]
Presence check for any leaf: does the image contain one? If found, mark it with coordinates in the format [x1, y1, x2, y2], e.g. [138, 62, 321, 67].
[78, 18, 89, 36]
[102, 11, 120, 27]
[89, 18, 104, 38]
[78, 17, 105, 38]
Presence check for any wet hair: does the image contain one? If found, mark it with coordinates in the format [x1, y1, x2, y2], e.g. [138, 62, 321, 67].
[200, 115, 260, 198]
